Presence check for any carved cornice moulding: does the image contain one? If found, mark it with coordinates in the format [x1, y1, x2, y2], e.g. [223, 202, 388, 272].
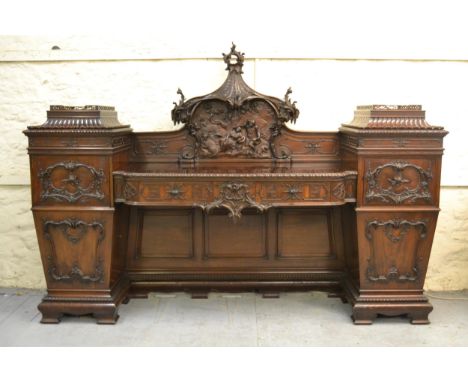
[27, 105, 131, 130]
[342, 104, 444, 130]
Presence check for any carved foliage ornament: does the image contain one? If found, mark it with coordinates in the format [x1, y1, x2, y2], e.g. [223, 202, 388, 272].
[332, 183, 345, 200]
[39, 161, 105, 203]
[365, 161, 432, 204]
[43, 218, 105, 283]
[365, 219, 427, 283]
[197, 181, 269, 222]
[123, 182, 137, 200]
[171, 43, 299, 160]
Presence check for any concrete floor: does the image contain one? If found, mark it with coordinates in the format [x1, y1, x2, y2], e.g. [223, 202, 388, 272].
[0, 288, 467, 346]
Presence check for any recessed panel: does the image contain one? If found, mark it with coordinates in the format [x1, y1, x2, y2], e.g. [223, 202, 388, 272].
[205, 210, 266, 258]
[278, 209, 332, 258]
[140, 210, 193, 258]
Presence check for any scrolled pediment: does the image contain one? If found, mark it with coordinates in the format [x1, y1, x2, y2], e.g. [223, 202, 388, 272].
[171, 43, 299, 160]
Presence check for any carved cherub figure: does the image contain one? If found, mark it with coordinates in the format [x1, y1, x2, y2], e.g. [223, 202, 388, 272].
[199, 131, 221, 157]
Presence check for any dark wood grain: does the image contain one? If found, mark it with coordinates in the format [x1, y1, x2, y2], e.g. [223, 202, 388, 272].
[24, 46, 447, 324]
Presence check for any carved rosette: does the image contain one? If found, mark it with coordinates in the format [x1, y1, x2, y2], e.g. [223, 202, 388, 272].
[197, 181, 270, 222]
[39, 161, 105, 203]
[365, 219, 427, 283]
[171, 43, 299, 160]
[43, 218, 105, 283]
[365, 161, 432, 204]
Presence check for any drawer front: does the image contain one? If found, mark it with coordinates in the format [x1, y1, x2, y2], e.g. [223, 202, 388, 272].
[31, 155, 111, 206]
[114, 177, 357, 210]
[362, 158, 437, 206]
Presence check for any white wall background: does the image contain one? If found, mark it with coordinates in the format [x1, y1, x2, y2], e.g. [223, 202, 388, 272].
[0, 0, 467, 290]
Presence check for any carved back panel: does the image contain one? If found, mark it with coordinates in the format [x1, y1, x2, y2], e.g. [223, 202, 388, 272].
[190, 100, 276, 159]
[171, 43, 299, 162]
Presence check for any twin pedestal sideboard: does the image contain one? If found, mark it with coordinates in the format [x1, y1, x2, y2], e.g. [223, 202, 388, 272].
[24, 45, 447, 324]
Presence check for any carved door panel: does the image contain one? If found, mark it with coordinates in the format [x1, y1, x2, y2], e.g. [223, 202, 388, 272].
[33, 211, 113, 289]
[358, 212, 437, 290]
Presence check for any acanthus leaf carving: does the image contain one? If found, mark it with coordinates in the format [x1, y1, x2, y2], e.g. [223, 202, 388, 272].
[332, 182, 345, 200]
[197, 181, 270, 222]
[123, 182, 137, 200]
[132, 139, 168, 156]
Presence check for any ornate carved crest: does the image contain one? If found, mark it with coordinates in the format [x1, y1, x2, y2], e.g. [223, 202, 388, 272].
[197, 181, 270, 222]
[171, 43, 299, 160]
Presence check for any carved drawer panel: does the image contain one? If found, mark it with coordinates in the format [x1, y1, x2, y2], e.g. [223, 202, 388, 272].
[114, 173, 357, 220]
[363, 159, 436, 206]
[31, 156, 110, 206]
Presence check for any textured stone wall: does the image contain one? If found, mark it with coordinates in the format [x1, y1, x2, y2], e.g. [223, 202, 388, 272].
[1, 36, 467, 290]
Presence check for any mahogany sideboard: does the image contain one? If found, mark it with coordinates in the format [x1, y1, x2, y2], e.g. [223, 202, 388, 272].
[24, 44, 447, 324]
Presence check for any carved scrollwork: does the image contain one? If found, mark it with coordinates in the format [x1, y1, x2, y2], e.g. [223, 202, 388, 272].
[171, 44, 299, 160]
[365, 219, 427, 283]
[222, 42, 245, 74]
[133, 139, 168, 156]
[366, 219, 427, 242]
[123, 182, 137, 200]
[197, 182, 270, 222]
[43, 218, 105, 283]
[38, 161, 105, 203]
[61, 138, 79, 147]
[179, 143, 197, 160]
[270, 140, 292, 160]
[332, 183, 345, 199]
[111, 136, 131, 147]
[280, 87, 299, 124]
[365, 161, 432, 204]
